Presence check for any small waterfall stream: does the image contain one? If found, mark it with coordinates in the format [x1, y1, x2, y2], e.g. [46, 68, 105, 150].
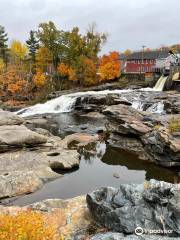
[153, 76, 168, 91]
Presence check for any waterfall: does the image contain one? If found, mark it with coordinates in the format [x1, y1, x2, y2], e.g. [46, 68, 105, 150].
[153, 76, 168, 91]
[16, 87, 165, 117]
[16, 89, 133, 117]
[16, 95, 78, 117]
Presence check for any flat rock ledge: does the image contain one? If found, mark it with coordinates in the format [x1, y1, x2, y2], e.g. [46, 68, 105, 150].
[0, 109, 80, 199]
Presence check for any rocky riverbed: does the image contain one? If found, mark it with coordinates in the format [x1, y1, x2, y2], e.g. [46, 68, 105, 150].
[0, 88, 179, 239]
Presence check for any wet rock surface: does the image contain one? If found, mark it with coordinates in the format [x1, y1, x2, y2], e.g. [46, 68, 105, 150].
[87, 180, 180, 238]
[102, 98, 180, 167]
[0, 110, 81, 199]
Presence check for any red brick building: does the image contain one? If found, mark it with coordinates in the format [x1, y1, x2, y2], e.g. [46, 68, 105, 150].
[124, 50, 169, 73]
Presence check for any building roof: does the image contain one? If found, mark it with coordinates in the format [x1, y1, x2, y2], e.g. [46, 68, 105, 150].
[126, 50, 169, 60]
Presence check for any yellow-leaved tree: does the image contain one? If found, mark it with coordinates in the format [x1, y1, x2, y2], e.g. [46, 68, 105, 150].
[0, 211, 59, 240]
[0, 58, 5, 74]
[10, 40, 28, 62]
[33, 69, 46, 88]
[36, 47, 53, 72]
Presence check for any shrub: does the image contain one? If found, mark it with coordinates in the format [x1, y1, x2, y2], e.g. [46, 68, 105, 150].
[0, 210, 60, 240]
[168, 117, 180, 133]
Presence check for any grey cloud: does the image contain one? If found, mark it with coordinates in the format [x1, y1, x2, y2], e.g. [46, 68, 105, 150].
[0, 0, 179, 53]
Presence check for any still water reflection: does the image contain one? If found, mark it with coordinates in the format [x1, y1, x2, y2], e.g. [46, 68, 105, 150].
[11, 141, 180, 206]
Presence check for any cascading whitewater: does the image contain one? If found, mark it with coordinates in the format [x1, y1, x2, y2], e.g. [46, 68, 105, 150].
[16, 89, 133, 117]
[146, 101, 165, 114]
[16, 87, 165, 117]
[17, 94, 78, 117]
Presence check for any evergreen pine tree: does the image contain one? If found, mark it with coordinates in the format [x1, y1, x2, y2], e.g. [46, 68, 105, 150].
[26, 30, 39, 62]
[0, 25, 8, 63]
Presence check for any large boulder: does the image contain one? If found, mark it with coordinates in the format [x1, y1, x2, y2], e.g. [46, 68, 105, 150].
[109, 134, 151, 161]
[87, 180, 180, 237]
[74, 94, 131, 112]
[0, 110, 24, 126]
[141, 127, 180, 167]
[103, 104, 151, 136]
[0, 125, 47, 150]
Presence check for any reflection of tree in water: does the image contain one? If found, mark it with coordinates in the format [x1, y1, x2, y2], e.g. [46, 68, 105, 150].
[80, 141, 106, 164]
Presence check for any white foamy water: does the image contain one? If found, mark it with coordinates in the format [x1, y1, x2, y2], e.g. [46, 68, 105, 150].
[153, 76, 168, 91]
[146, 101, 165, 114]
[16, 87, 165, 117]
[131, 101, 144, 111]
[16, 89, 134, 117]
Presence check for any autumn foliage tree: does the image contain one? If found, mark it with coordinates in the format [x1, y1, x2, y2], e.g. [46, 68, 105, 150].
[0, 211, 59, 240]
[76, 56, 97, 86]
[0, 21, 109, 101]
[33, 68, 46, 88]
[0, 58, 5, 74]
[124, 49, 132, 56]
[35, 47, 53, 72]
[10, 40, 28, 62]
[0, 64, 28, 98]
[57, 63, 76, 80]
[99, 51, 121, 81]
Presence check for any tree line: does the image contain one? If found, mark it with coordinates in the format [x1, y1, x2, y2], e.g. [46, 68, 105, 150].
[0, 22, 121, 101]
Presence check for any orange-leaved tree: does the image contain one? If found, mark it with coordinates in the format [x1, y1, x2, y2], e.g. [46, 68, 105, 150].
[0, 64, 28, 97]
[57, 63, 76, 81]
[98, 51, 121, 81]
[57, 63, 70, 78]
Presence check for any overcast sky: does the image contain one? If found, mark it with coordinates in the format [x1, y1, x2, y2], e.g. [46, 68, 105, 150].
[1, 0, 180, 54]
